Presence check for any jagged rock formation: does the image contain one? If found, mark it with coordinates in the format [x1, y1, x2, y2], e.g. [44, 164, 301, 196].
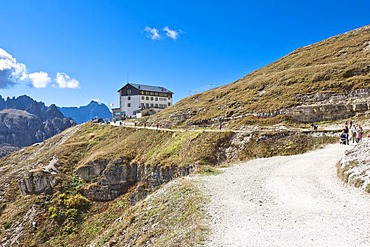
[0, 95, 75, 149]
[59, 100, 112, 124]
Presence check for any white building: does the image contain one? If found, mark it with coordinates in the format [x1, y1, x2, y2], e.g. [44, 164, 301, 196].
[115, 83, 173, 119]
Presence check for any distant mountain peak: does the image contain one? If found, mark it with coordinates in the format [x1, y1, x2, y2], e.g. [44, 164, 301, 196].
[90, 99, 102, 105]
[0, 95, 75, 149]
[59, 101, 112, 124]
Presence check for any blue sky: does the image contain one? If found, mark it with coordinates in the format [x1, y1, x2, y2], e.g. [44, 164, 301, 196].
[0, 0, 369, 107]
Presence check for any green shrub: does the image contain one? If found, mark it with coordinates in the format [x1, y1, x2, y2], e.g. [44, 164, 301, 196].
[48, 206, 58, 219]
[64, 194, 91, 210]
[49, 193, 92, 235]
[65, 209, 78, 220]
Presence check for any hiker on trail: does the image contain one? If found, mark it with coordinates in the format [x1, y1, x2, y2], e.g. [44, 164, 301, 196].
[350, 124, 357, 143]
[356, 125, 363, 143]
[343, 123, 349, 145]
[310, 123, 318, 130]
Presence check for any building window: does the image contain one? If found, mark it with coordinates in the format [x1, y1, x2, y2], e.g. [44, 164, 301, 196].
[150, 103, 154, 107]
[155, 97, 158, 101]
[168, 102, 171, 106]
[127, 89, 131, 94]
[155, 104, 158, 107]
[142, 96, 144, 100]
[128, 96, 131, 100]
[150, 97, 154, 101]
[146, 96, 149, 100]
[127, 103, 131, 107]
[141, 103, 145, 108]
[146, 103, 149, 108]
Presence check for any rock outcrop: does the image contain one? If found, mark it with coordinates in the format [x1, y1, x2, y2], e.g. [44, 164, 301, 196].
[287, 89, 370, 123]
[338, 139, 370, 192]
[18, 155, 194, 201]
[76, 158, 194, 201]
[18, 170, 57, 195]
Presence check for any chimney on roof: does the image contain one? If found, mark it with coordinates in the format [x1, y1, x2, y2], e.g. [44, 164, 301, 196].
[138, 86, 141, 89]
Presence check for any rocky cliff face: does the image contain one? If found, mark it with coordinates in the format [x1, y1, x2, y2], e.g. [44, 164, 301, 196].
[0, 95, 75, 149]
[19, 155, 194, 202]
[76, 159, 193, 201]
[0, 109, 74, 148]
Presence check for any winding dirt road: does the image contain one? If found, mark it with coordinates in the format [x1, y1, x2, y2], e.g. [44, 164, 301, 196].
[203, 144, 370, 247]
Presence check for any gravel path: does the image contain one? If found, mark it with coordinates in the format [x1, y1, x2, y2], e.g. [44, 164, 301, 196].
[203, 144, 370, 247]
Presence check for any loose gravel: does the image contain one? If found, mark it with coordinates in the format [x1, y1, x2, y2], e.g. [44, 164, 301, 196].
[202, 144, 370, 247]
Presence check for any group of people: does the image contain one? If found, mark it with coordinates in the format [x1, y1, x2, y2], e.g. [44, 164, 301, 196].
[340, 121, 364, 145]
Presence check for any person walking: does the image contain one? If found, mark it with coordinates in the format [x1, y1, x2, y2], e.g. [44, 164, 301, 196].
[356, 125, 364, 143]
[350, 124, 357, 143]
[343, 123, 349, 145]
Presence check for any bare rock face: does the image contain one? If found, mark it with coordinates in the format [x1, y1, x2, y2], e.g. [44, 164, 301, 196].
[18, 170, 57, 195]
[76, 159, 109, 182]
[287, 89, 370, 123]
[0, 109, 74, 148]
[0, 95, 75, 150]
[76, 158, 194, 201]
[338, 139, 370, 192]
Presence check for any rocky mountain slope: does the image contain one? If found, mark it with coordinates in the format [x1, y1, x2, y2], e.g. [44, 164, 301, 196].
[59, 100, 112, 124]
[146, 25, 370, 128]
[0, 95, 75, 153]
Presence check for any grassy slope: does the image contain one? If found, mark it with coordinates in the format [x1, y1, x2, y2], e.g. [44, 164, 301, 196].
[148, 25, 370, 126]
[0, 123, 336, 246]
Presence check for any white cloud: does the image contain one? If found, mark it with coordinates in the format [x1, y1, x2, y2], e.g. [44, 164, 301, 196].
[28, 71, 51, 88]
[163, 26, 180, 40]
[0, 48, 28, 88]
[0, 48, 80, 90]
[55, 72, 80, 89]
[144, 26, 161, 40]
